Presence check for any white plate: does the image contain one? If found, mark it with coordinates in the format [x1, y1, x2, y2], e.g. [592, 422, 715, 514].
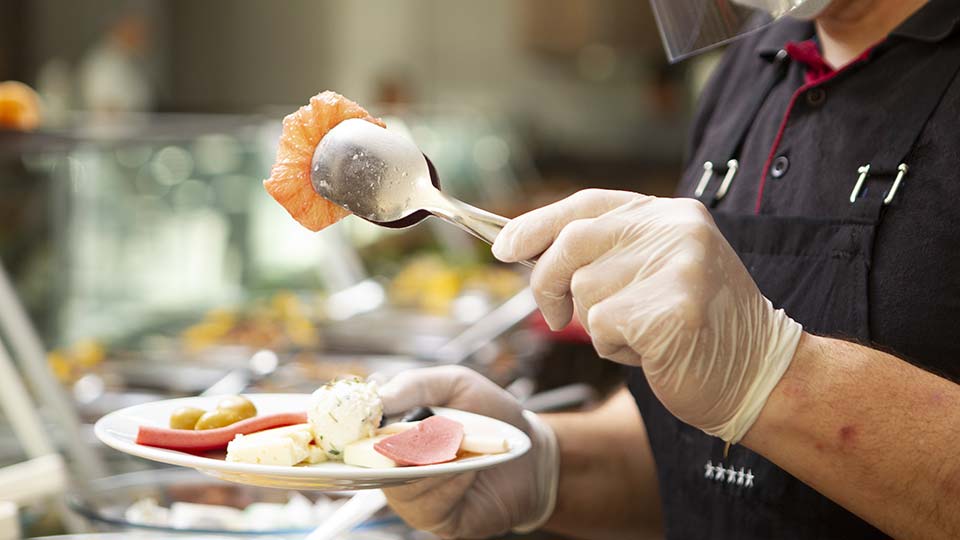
[94, 394, 530, 491]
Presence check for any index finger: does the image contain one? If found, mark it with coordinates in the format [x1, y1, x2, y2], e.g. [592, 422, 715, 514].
[492, 189, 640, 263]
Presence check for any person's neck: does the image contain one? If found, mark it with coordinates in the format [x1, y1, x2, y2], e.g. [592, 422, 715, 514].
[815, 0, 929, 67]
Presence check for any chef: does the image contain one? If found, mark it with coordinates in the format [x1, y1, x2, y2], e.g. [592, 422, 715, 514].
[378, 0, 960, 538]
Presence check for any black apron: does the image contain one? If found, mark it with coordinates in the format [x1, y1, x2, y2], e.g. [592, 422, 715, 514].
[628, 38, 960, 539]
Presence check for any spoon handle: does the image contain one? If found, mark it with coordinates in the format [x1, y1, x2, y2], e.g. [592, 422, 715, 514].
[436, 196, 536, 269]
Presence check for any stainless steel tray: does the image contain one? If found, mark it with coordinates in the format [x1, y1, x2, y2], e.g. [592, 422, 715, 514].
[64, 468, 404, 537]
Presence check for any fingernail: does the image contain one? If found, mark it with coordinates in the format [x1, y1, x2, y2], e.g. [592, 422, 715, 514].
[491, 235, 514, 262]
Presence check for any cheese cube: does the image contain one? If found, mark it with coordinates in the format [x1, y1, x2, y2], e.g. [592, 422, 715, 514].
[377, 421, 419, 435]
[305, 444, 328, 464]
[343, 435, 396, 469]
[461, 435, 509, 455]
[226, 423, 314, 466]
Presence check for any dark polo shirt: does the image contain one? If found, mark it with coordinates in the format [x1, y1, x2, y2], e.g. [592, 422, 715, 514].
[678, 0, 960, 376]
[627, 1, 960, 538]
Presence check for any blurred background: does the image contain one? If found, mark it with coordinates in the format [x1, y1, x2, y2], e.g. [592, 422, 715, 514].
[0, 1, 719, 538]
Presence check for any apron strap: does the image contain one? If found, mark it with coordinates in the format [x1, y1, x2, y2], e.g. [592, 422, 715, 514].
[695, 51, 792, 207]
[850, 34, 960, 220]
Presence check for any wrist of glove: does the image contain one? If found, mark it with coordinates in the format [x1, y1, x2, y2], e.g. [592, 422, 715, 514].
[492, 189, 804, 444]
[704, 299, 802, 443]
[512, 410, 559, 534]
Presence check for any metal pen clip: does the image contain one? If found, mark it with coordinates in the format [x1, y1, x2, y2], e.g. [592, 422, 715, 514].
[714, 159, 738, 201]
[849, 163, 908, 205]
[884, 164, 908, 205]
[849, 164, 871, 204]
[695, 161, 714, 198]
[694, 160, 738, 202]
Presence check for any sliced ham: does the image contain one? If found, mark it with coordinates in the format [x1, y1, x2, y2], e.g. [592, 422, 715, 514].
[136, 412, 307, 452]
[374, 416, 464, 466]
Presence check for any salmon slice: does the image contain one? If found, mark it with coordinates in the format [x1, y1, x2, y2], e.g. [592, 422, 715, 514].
[263, 91, 385, 231]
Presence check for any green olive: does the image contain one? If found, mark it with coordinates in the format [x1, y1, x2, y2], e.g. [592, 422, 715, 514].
[194, 408, 244, 430]
[169, 407, 206, 430]
[216, 395, 257, 420]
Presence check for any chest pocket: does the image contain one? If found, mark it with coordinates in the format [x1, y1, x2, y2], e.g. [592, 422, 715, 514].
[714, 214, 874, 340]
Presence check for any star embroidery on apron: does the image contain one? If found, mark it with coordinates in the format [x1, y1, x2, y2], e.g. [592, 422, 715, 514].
[725, 467, 738, 483]
[703, 460, 755, 487]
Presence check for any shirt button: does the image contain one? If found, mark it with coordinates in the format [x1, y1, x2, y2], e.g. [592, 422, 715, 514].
[807, 88, 826, 106]
[771, 156, 790, 179]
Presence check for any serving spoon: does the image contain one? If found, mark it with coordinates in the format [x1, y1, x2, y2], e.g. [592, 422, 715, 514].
[311, 118, 535, 268]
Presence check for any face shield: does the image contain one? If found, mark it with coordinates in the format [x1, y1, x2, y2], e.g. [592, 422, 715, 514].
[650, 0, 834, 62]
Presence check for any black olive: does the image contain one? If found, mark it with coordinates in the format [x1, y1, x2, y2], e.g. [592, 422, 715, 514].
[401, 407, 435, 422]
[379, 406, 435, 427]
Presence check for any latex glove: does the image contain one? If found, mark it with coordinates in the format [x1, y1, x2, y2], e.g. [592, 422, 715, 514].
[492, 189, 803, 444]
[377, 366, 558, 539]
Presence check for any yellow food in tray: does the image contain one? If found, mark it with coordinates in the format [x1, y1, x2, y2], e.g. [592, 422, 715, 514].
[389, 255, 525, 315]
[47, 339, 106, 383]
[182, 292, 320, 352]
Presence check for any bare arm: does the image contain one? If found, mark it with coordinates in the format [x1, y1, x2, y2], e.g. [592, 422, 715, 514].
[542, 387, 662, 540]
[743, 333, 960, 540]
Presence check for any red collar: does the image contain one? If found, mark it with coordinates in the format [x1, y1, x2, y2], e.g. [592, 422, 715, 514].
[784, 40, 875, 85]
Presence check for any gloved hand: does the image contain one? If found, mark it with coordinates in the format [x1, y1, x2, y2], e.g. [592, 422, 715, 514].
[492, 189, 803, 444]
[378, 366, 559, 539]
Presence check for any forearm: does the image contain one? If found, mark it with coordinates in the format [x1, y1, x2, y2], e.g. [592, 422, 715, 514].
[744, 333, 960, 540]
[542, 387, 662, 540]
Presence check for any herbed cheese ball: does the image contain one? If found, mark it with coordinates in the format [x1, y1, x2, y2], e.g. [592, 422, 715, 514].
[308, 378, 383, 459]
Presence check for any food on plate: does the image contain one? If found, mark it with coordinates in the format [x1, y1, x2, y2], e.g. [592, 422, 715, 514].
[195, 409, 245, 431]
[377, 421, 420, 435]
[307, 378, 383, 459]
[226, 423, 321, 466]
[166, 395, 259, 431]
[307, 444, 327, 464]
[342, 420, 509, 469]
[343, 435, 397, 469]
[374, 416, 464, 466]
[215, 395, 258, 421]
[369, 419, 510, 457]
[137, 412, 307, 452]
[169, 407, 206, 430]
[263, 91, 385, 231]
[136, 379, 510, 468]
[462, 434, 510, 454]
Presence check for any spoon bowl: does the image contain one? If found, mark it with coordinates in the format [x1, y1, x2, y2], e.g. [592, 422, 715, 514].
[311, 119, 437, 228]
